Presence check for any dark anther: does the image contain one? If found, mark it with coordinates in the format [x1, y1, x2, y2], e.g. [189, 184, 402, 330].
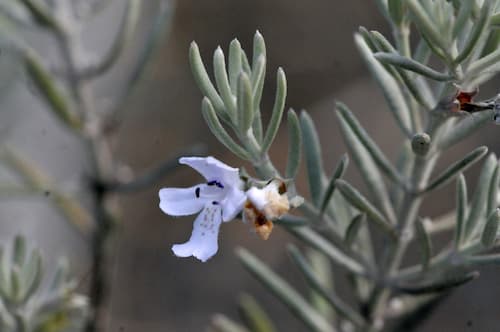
[212, 201, 219, 205]
[195, 187, 200, 198]
[207, 180, 224, 188]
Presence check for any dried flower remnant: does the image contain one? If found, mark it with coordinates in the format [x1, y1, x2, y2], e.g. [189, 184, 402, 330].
[159, 156, 246, 262]
[244, 180, 290, 240]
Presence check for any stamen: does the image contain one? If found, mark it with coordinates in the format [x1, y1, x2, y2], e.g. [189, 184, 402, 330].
[195, 187, 200, 198]
[207, 180, 224, 189]
[212, 201, 219, 205]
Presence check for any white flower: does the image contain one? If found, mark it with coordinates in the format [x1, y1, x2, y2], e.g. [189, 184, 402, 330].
[159, 156, 246, 262]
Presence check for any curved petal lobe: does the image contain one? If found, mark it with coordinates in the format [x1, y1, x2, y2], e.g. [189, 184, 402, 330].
[171, 205, 223, 262]
[180, 156, 240, 184]
[159, 186, 206, 216]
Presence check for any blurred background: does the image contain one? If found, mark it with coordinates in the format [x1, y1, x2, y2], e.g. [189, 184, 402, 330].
[0, 0, 499, 331]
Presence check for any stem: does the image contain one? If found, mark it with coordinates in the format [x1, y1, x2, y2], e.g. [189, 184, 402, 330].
[56, 32, 116, 332]
[369, 116, 444, 329]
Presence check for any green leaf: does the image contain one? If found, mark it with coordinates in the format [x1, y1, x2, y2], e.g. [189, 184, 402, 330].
[335, 179, 397, 239]
[374, 52, 453, 81]
[344, 214, 365, 248]
[454, 0, 493, 64]
[406, 0, 448, 54]
[236, 248, 335, 332]
[286, 227, 366, 276]
[467, 48, 500, 77]
[274, 215, 308, 227]
[201, 97, 251, 160]
[288, 245, 367, 328]
[452, 0, 474, 39]
[252, 31, 266, 69]
[481, 209, 500, 249]
[395, 270, 479, 295]
[228, 39, 243, 94]
[422, 146, 488, 193]
[189, 42, 226, 116]
[491, 11, 500, 27]
[336, 106, 397, 223]
[212, 314, 250, 332]
[261, 68, 287, 153]
[336, 102, 402, 185]
[24, 51, 81, 130]
[388, 0, 405, 25]
[237, 72, 254, 133]
[437, 110, 495, 150]
[213, 47, 236, 120]
[415, 218, 433, 271]
[300, 111, 326, 207]
[465, 153, 498, 239]
[20, 249, 42, 303]
[238, 293, 277, 332]
[354, 34, 412, 137]
[487, 164, 500, 214]
[455, 174, 468, 249]
[320, 154, 348, 214]
[285, 109, 302, 179]
[370, 31, 435, 110]
[81, 0, 141, 78]
[19, 0, 63, 31]
[251, 55, 266, 135]
[13, 235, 26, 267]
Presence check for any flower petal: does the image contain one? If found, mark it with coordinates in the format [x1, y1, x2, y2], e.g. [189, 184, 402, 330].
[179, 156, 241, 185]
[221, 186, 247, 221]
[171, 205, 223, 262]
[159, 186, 206, 216]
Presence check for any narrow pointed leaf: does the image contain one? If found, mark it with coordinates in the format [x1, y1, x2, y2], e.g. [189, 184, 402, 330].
[212, 314, 250, 332]
[467, 48, 500, 75]
[437, 110, 495, 150]
[241, 50, 252, 75]
[452, 0, 474, 38]
[213, 47, 236, 118]
[24, 52, 81, 130]
[422, 146, 488, 193]
[300, 111, 326, 206]
[336, 103, 402, 185]
[370, 31, 435, 110]
[237, 72, 254, 133]
[228, 39, 243, 94]
[320, 154, 348, 214]
[335, 179, 396, 239]
[406, 0, 448, 53]
[288, 245, 367, 328]
[251, 55, 266, 108]
[238, 293, 277, 332]
[252, 31, 266, 69]
[487, 164, 500, 214]
[236, 248, 336, 332]
[287, 227, 366, 276]
[455, 174, 468, 248]
[13, 235, 26, 267]
[395, 271, 479, 295]
[388, 0, 404, 25]
[481, 209, 500, 249]
[20, 249, 42, 302]
[454, 0, 492, 64]
[274, 215, 308, 227]
[466, 154, 498, 238]
[354, 34, 412, 137]
[285, 109, 302, 179]
[189, 42, 226, 115]
[415, 218, 433, 270]
[345, 214, 365, 247]
[201, 98, 251, 160]
[336, 109, 397, 223]
[262, 68, 287, 152]
[374, 53, 453, 81]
